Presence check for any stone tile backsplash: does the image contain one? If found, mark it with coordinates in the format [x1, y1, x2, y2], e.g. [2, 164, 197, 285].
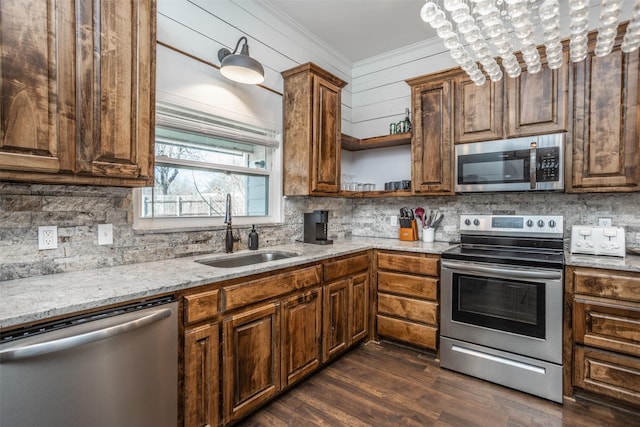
[1, 182, 638, 280]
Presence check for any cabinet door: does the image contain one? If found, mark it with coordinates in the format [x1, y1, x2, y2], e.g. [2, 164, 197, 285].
[454, 76, 504, 143]
[75, 0, 154, 183]
[184, 323, 219, 427]
[0, 0, 75, 174]
[223, 303, 280, 424]
[323, 279, 349, 361]
[411, 80, 454, 194]
[350, 272, 369, 343]
[281, 288, 322, 387]
[506, 49, 569, 137]
[570, 36, 639, 192]
[311, 77, 341, 194]
[574, 346, 640, 407]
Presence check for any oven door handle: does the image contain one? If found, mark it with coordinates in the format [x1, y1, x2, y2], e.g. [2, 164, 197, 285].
[441, 260, 562, 280]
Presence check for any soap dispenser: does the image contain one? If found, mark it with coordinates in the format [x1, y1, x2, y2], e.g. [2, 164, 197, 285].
[248, 225, 259, 250]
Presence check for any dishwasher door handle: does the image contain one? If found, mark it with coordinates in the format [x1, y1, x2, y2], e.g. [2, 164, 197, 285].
[0, 307, 172, 363]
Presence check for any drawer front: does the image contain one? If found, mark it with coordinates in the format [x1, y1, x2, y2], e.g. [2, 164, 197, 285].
[573, 298, 640, 357]
[377, 293, 438, 326]
[184, 289, 219, 324]
[323, 252, 370, 282]
[377, 271, 438, 300]
[377, 252, 439, 277]
[223, 265, 322, 312]
[572, 267, 640, 303]
[574, 346, 640, 407]
[376, 314, 437, 350]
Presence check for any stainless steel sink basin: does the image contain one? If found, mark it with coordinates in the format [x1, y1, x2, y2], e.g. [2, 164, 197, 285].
[196, 251, 299, 268]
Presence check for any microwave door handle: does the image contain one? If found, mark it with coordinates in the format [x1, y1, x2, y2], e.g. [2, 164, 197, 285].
[530, 142, 537, 190]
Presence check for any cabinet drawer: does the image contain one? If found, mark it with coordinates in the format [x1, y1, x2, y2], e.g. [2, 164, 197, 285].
[574, 346, 640, 407]
[572, 267, 640, 303]
[323, 252, 370, 282]
[376, 314, 437, 350]
[223, 265, 322, 312]
[574, 298, 640, 357]
[377, 252, 439, 276]
[184, 289, 219, 324]
[378, 271, 437, 300]
[378, 293, 438, 326]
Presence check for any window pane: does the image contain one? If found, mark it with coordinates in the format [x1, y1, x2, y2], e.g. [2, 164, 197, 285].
[142, 165, 268, 218]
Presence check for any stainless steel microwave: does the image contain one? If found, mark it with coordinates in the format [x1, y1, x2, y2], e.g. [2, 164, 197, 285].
[454, 133, 564, 193]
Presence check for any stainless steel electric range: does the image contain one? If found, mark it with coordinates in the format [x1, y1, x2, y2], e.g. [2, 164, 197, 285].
[440, 214, 564, 403]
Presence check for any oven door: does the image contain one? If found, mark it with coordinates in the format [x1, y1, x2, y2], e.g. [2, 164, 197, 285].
[441, 259, 563, 363]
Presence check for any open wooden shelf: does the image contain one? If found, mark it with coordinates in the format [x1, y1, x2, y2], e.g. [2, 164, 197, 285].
[339, 189, 413, 198]
[341, 132, 412, 151]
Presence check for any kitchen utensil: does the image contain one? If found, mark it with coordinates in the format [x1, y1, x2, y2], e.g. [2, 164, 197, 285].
[415, 207, 425, 228]
[425, 210, 434, 228]
[431, 212, 444, 229]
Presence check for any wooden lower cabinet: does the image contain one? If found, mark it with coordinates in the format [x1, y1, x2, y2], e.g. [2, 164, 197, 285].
[323, 279, 350, 361]
[375, 251, 440, 351]
[574, 346, 640, 406]
[183, 252, 371, 426]
[281, 287, 322, 387]
[222, 303, 281, 425]
[184, 323, 219, 427]
[567, 265, 640, 408]
[350, 272, 369, 343]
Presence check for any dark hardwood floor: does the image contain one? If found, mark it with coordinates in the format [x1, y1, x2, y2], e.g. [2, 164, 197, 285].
[237, 341, 639, 427]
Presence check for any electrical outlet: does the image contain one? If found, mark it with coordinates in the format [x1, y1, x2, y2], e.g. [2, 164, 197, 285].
[598, 217, 612, 227]
[38, 226, 58, 250]
[98, 224, 113, 245]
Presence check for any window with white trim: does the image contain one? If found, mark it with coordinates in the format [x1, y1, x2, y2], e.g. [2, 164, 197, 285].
[134, 103, 282, 230]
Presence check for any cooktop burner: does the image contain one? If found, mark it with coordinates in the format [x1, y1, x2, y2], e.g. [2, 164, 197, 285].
[442, 214, 565, 269]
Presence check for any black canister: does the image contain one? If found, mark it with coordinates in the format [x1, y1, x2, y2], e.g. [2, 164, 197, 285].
[248, 225, 259, 250]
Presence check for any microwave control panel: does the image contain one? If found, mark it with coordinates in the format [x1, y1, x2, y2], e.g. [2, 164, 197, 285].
[536, 147, 561, 182]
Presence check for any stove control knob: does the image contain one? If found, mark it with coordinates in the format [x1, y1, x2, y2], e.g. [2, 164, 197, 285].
[549, 219, 556, 228]
[526, 219, 534, 227]
[473, 219, 480, 226]
[464, 219, 471, 226]
[537, 220, 545, 228]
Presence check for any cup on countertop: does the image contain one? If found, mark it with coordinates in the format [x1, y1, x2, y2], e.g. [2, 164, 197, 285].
[423, 227, 435, 242]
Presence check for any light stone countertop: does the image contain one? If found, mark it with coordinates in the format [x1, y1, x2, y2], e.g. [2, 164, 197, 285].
[0, 237, 453, 329]
[564, 251, 640, 273]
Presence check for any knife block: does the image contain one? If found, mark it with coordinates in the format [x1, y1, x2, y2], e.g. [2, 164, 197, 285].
[399, 219, 419, 241]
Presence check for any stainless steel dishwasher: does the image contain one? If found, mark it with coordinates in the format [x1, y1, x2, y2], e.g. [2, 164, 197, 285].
[0, 296, 178, 427]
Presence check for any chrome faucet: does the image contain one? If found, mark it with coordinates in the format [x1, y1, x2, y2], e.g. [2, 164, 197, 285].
[224, 194, 236, 253]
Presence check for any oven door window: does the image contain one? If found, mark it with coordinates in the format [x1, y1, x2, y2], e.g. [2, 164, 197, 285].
[452, 273, 545, 339]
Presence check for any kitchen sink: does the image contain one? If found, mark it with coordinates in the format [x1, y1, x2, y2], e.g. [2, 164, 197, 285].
[195, 251, 299, 268]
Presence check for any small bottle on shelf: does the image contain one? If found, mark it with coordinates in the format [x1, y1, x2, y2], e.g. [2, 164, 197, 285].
[404, 108, 412, 133]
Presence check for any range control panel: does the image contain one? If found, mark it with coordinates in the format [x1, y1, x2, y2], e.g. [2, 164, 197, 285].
[570, 225, 626, 257]
[459, 214, 563, 237]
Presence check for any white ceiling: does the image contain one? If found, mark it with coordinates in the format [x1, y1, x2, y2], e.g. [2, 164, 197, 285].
[266, 0, 437, 62]
[264, 0, 636, 64]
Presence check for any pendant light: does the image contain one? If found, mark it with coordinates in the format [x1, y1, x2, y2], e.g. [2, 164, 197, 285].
[217, 36, 265, 84]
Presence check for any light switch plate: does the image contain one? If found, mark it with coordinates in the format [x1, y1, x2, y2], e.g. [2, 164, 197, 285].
[38, 226, 58, 250]
[98, 224, 113, 245]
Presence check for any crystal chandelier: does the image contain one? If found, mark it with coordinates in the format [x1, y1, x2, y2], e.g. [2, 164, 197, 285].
[420, 0, 640, 85]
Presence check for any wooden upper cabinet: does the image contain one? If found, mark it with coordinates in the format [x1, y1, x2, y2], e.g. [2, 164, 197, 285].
[282, 63, 347, 196]
[506, 47, 569, 137]
[569, 25, 640, 192]
[75, 0, 155, 183]
[0, 0, 155, 187]
[0, 0, 74, 174]
[454, 74, 504, 143]
[407, 74, 454, 195]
